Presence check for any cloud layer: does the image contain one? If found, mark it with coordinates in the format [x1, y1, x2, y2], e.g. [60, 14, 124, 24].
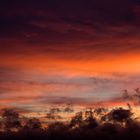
[0, 0, 140, 113]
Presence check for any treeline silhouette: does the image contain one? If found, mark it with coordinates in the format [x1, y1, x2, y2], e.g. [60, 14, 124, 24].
[0, 105, 140, 140]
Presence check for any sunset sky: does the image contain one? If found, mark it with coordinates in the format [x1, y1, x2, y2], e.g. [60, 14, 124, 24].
[0, 0, 140, 114]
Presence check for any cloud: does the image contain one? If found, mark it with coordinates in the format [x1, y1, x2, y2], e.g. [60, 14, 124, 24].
[0, 0, 138, 43]
[0, 0, 140, 112]
[37, 96, 96, 105]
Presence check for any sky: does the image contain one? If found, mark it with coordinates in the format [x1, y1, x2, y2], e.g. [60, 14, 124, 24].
[0, 0, 140, 114]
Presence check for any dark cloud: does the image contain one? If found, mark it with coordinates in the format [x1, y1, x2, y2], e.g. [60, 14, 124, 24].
[0, 0, 140, 59]
[0, 0, 138, 41]
[38, 96, 96, 105]
[119, 88, 140, 105]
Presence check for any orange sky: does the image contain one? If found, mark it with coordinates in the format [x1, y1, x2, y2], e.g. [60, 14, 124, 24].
[1, 38, 140, 113]
[0, 0, 140, 116]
